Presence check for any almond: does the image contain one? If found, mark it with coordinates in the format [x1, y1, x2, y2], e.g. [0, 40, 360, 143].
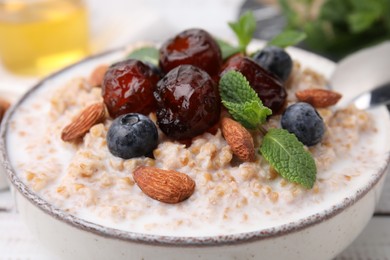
[61, 103, 106, 142]
[221, 117, 255, 162]
[295, 88, 342, 108]
[133, 166, 195, 204]
[88, 64, 109, 87]
[0, 98, 10, 123]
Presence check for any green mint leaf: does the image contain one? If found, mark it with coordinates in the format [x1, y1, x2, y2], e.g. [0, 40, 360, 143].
[260, 128, 316, 189]
[222, 100, 271, 129]
[127, 47, 159, 66]
[347, 11, 381, 33]
[219, 70, 258, 103]
[216, 38, 241, 60]
[219, 70, 272, 129]
[347, 0, 382, 33]
[268, 30, 307, 48]
[228, 11, 256, 52]
[347, 13, 375, 33]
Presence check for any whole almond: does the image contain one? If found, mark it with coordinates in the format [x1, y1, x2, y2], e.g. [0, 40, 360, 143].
[88, 64, 109, 87]
[295, 89, 342, 108]
[221, 117, 255, 162]
[61, 103, 106, 142]
[133, 166, 195, 204]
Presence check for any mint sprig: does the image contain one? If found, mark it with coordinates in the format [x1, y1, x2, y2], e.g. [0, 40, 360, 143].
[219, 71, 317, 188]
[260, 129, 316, 189]
[218, 11, 306, 60]
[219, 71, 271, 129]
[268, 30, 307, 49]
[228, 11, 256, 53]
[127, 46, 159, 66]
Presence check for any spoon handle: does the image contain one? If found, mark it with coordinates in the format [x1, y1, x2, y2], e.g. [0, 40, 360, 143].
[352, 82, 390, 110]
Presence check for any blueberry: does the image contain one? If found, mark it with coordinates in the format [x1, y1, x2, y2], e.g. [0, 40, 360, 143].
[107, 113, 158, 159]
[281, 102, 325, 146]
[252, 46, 293, 82]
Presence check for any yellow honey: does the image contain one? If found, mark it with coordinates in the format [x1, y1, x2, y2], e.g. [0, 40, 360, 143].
[0, 0, 89, 75]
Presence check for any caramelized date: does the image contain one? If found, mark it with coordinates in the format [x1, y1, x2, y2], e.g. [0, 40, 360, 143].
[159, 29, 222, 76]
[102, 59, 160, 118]
[154, 65, 221, 140]
[220, 56, 287, 113]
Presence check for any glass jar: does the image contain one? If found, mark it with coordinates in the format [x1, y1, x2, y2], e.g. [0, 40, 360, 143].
[0, 0, 89, 75]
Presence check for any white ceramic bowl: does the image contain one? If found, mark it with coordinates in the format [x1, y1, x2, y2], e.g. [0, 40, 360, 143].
[1, 43, 390, 260]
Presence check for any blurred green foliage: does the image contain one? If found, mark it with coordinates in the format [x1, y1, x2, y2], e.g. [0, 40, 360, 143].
[279, 0, 390, 59]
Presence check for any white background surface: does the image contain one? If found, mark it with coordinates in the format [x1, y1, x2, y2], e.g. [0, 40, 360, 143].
[0, 0, 390, 259]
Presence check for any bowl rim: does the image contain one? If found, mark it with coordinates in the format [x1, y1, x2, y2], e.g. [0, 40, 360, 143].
[1, 44, 390, 247]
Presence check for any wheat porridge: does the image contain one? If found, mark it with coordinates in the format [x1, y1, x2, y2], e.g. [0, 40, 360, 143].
[5, 29, 388, 237]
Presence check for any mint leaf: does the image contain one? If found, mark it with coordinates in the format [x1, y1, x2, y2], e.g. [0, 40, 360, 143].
[347, 12, 379, 33]
[347, 0, 383, 33]
[260, 128, 316, 189]
[219, 70, 258, 103]
[219, 71, 272, 129]
[216, 38, 241, 60]
[223, 100, 271, 129]
[228, 11, 256, 53]
[268, 30, 307, 48]
[127, 47, 159, 66]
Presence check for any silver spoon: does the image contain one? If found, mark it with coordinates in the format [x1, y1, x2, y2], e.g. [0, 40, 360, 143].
[350, 82, 390, 110]
[329, 42, 390, 110]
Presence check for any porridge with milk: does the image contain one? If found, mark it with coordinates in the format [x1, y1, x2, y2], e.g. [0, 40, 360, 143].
[5, 27, 387, 236]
